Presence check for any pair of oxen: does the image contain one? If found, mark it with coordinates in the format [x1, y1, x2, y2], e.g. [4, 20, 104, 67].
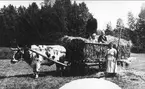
[11, 45, 67, 78]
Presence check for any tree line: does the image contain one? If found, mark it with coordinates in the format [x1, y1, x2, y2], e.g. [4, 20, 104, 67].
[0, 0, 97, 47]
[1, 0, 145, 52]
[104, 4, 145, 52]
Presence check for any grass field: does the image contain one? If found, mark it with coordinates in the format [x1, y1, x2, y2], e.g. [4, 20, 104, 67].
[0, 58, 144, 89]
[0, 59, 109, 89]
[0, 48, 145, 89]
[0, 60, 75, 89]
[129, 53, 145, 71]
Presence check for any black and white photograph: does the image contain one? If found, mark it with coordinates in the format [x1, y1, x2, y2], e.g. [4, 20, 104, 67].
[0, 0, 145, 89]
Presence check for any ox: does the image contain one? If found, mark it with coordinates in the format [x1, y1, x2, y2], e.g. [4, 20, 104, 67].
[11, 45, 67, 78]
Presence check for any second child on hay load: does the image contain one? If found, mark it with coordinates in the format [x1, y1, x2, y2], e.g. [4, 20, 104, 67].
[105, 42, 117, 77]
[98, 31, 107, 43]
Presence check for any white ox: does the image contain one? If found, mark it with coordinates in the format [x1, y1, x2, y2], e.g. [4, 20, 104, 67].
[11, 45, 67, 78]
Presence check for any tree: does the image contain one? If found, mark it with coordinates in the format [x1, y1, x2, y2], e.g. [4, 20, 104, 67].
[139, 3, 145, 19]
[116, 18, 124, 29]
[128, 11, 136, 31]
[0, 0, 95, 46]
[127, 11, 139, 47]
[43, 0, 56, 7]
[135, 18, 145, 50]
[133, 4, 145, 51]
[105, 22, 113, 35]
[113, 18, 124, 38]
[114, 18, 132, 41]
[0, 4, 18, 46]
[67, 1, 93, 37]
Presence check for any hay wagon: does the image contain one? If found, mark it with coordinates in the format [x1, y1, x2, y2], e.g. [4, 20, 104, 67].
[58, 41, 109, 74]
[58, 35, 131, 75]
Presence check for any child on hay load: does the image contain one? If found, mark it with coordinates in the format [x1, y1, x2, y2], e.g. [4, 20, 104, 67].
[105, 42, 117, 77]
[98, 31, 107, 43]
[89, 33, 98, 43]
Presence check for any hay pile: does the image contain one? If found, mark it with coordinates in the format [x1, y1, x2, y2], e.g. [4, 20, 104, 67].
[99, 35, 132, 47]
[59, 35, 88, 62]
[59, 36, 89, 75]
[59, 35, 132, 64]
[84, 43, 108, 63]
[89, 35, 132, 46]
[86, 35, 132, 60]
[105, 35, 132, 59]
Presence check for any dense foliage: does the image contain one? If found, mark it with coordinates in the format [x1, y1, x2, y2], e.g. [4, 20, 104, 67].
[127, 6, 145, 52]
[0, 0, 96, 47]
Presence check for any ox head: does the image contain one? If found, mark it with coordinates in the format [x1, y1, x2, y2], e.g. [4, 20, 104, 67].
[11, 48, 24, 64]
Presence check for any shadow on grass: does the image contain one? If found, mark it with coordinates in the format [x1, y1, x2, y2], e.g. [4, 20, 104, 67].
[61, 67, 101, 77]
[0, 74, 34, 79]
[0, 71, 57, 79]
[0, 67, 102, 79]
[0, 76, 7, 79]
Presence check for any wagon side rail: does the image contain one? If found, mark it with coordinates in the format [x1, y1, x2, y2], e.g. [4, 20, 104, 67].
[84, 42, 109, 61]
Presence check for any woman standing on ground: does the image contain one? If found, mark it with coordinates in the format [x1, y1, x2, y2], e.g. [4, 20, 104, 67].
[105, 42, 117, 77]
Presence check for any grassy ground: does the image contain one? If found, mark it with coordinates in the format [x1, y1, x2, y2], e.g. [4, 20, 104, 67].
[0, 48, 145, 89]
[0, 58, 145, 89]
[129, 53, 145, 71]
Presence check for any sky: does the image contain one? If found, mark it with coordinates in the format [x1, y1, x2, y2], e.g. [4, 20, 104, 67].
[0, 0, 145, 30]
[76, 1, 144, 30]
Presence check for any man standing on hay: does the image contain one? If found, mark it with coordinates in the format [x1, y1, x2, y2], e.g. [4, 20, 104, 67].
[105, 42, 117, 77]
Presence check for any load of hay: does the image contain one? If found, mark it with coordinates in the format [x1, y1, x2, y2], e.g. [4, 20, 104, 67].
[85, 35, 132, 61]
[100, 35, 131, 58]
[59, 35, 132, 63]
[84, 43, 108, 63]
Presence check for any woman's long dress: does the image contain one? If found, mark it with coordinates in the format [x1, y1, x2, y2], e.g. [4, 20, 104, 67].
[106, 48, 117, 73]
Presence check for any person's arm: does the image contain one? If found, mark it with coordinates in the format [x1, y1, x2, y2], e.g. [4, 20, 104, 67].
[105, 36, 107, 41]
[98, 35, 102, 43]
[114, 49, 118, 60]
[105, 49, 109, 59]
